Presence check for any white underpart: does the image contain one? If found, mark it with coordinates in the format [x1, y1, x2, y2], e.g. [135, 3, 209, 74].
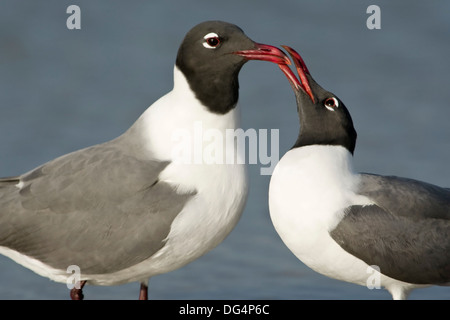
[269, 145, 421, 299]
[0, 66, 248, 286]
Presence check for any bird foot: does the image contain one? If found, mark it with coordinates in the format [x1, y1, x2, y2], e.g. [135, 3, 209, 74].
[70, 280, 86, 300]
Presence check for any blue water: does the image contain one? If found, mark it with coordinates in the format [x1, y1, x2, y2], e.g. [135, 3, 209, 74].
[0, 1, 449, 299]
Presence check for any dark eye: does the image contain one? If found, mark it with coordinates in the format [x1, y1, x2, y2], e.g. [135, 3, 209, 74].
[206, 37, 220, 47]
[324, 97, 339, 111]
[203, 32, 221, 49]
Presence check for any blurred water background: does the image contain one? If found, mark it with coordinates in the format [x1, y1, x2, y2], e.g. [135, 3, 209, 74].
[0, 0, 449, 299]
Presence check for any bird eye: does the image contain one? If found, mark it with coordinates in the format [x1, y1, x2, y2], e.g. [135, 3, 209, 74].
[324, 97, 339, 111]
[203, 32, 221, 49]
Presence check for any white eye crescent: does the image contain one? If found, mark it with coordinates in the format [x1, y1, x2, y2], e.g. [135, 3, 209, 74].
[324, 97, 339, 111]
[203, 32, 221, 49]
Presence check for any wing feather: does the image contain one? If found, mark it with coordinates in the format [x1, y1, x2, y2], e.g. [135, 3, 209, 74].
[330, 174, 450, 284]
[0, 140, 195, 274]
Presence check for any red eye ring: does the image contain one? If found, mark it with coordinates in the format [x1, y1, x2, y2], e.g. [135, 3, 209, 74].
[206, 37, 220, 47]
[203, 32, 221, 49]
[324, 97, 339, 110]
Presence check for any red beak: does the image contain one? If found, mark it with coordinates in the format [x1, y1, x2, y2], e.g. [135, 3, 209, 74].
[278, 45, 315, 103]
[233, 43, 291, 65]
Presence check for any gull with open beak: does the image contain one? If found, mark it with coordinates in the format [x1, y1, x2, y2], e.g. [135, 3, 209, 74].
[270, 46, 450, 300]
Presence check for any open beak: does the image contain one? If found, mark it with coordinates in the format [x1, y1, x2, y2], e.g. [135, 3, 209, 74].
[278, 45, 315, 103]
[233, 43, 291, 65]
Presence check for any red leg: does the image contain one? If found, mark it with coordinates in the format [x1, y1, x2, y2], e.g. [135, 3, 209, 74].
[70, 280, 86, 300]
[139, 282, 148, 300]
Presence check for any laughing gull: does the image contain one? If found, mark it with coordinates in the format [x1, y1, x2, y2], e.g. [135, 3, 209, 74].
[0, 21, 289, 299]
[269, 46, 450, 300]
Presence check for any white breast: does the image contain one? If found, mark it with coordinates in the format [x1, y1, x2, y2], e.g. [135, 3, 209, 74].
[268, 145, 373, 284]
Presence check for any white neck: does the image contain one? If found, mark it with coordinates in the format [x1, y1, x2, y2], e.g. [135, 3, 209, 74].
[138, 66, 241, 162]
[130, 66, 246, 194]
[277, 145, 357, 190]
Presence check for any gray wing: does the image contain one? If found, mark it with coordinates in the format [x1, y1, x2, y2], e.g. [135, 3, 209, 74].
[330, 173, 450, 285]
[0, 139, 195, 275]
[357, 173, 450, 220]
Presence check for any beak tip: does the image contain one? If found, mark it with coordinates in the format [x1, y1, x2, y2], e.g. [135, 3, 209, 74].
[278, 46, 316, 103]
